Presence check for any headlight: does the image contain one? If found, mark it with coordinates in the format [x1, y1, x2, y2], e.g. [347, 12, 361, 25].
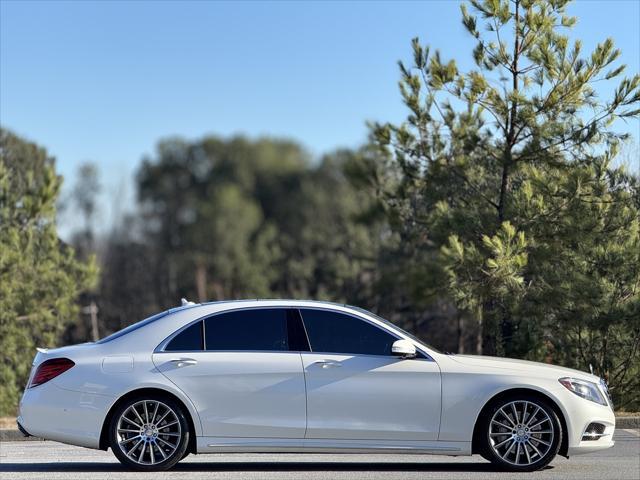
[559, 377, 608, 406]
[599, 378, 613, 406]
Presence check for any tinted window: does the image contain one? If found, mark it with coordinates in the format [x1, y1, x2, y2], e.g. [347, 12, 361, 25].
[165, 321, 203, 351]
[205, 309, 288, 351]
[300, 309, 397, 355]
[350, 306, 439, 354]
[287, 309, 311, 352]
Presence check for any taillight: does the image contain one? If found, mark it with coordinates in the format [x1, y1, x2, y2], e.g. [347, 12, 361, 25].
[29, 358, 75, 388]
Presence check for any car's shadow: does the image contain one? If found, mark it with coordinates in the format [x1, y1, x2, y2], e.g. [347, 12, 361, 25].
[0, 461, 553, 473]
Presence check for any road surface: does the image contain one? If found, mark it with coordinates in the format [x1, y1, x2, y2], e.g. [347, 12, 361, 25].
[1, 429, 638, 480]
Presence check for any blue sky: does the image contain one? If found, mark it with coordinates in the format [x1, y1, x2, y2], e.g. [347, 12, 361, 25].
[1, 0, 639, 234]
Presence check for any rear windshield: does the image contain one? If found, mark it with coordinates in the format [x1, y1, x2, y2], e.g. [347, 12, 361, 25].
[96, 305, 196, 344]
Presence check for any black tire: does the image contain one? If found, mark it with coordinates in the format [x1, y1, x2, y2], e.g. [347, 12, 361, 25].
[478, 394, 562, 472]
[109, 394, 190, 471]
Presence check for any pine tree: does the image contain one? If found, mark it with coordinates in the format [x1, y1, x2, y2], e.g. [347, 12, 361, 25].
[370, 0, 639, 403]
[0, 128, 97, 415]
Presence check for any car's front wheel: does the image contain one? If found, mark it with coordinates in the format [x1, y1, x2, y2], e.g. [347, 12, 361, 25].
[109, 395, 190, 471]
[479, 395, 562, 472]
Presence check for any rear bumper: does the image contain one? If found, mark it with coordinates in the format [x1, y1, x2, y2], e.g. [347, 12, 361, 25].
[19, 381, 114, 449]
[16, 419, 32, 437]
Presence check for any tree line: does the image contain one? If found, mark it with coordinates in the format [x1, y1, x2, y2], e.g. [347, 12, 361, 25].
[1, 0, 638, 416]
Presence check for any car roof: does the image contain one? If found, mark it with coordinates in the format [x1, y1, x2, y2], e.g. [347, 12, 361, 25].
[98, 299, 360, 345]
[97, 298, 440, 359]
[196, 299, 354, 309]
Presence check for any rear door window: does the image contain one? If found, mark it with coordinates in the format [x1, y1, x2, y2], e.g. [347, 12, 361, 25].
[165, 321, 204, 351]
[204, 308, 289, 351]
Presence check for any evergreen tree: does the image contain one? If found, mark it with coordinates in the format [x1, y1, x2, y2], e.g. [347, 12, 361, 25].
[369, 0, 639, 403]
[0, 128, 97, 415]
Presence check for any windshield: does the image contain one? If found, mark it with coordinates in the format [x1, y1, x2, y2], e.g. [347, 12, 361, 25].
[96, 305, 197, 344]
[350, 306, 442, 354]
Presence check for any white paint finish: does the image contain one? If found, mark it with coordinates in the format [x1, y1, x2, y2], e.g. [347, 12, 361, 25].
[152, 351, 307, 438]
[432, 353, 616, 448]
[196, 436, 468, 454]
[17, 299, 617, 463]
[567, 438, 616, 456]
[450, 354, 602, 383]
[302, 353, 441, 440]
[391, 339, 416, 357]
[18, 382, 114, 448]
[101, 355, 133, 373]
[546, 382, 616, 449]
[27, 344, 205, 437]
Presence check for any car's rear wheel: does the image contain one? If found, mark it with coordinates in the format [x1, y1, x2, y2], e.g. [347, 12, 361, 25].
[479, 395, 562, 472]
[109, 395, 190, 471]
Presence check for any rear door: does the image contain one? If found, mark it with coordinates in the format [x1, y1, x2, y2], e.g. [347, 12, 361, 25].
[299, 308, 441, 441]
[152, 308, 307, 438]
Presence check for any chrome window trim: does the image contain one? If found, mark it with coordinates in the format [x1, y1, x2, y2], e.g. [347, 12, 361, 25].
[154, 304, 434, 361]
[296, 306, 433, 361]
[154, 306, 292, 354]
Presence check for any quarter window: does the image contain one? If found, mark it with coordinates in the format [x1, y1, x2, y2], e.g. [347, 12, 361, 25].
[204, 308, 289, 351]
[299, 309, 397, 356]
[165, 321, 204, 351]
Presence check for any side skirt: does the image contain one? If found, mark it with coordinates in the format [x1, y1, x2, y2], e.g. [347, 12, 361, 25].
[197, 437, 471, 455]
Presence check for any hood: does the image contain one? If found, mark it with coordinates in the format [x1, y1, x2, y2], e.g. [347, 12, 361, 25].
[449, 354, 601, 383]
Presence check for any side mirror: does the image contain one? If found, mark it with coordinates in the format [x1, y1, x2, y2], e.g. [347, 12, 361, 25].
[392, 339, 417, 359]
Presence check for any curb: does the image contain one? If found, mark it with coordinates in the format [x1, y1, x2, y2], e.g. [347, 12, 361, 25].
[0, 430, 44, 441]
[2, 417, 638, 442]
[617, 416, 640, 429]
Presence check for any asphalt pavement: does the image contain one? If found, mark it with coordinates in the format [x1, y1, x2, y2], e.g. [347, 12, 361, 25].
[1, 429, 638, 480]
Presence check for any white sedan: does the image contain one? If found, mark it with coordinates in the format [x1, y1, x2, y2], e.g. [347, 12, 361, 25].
[18, 300, 615, 472]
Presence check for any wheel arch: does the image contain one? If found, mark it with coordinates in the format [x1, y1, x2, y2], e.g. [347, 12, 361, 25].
[471, 387, 569, 458]
[99, 387, 198, 455]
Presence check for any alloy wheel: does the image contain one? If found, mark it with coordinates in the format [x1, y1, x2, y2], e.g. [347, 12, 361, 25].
[115, 400, 182, 466]
[488, 400, 555, 466]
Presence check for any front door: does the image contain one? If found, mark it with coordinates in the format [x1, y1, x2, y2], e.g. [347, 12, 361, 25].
[299, 308, 442, 441]
[153, 308, 306, 438]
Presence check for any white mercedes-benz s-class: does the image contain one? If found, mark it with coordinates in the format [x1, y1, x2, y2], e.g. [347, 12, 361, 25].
[17, 299, 615, 471]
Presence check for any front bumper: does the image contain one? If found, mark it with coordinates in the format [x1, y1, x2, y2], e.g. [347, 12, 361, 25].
[566, 420, 616, 456]
[553, 386, 616, 456]
[567, 437, 616, 456]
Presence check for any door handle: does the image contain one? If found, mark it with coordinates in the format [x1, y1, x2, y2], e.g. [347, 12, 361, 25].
[314, 360, 342, 369]
[169, 358, 197, 367]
